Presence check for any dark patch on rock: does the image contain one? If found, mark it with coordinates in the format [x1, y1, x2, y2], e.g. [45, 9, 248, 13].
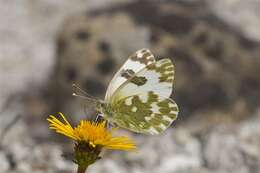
[192, 31, 208, 45]
[150, 30, 160, 44]
[99, 41, 110, 53]
[84, 78, 105, 96]
[66, 66, 77, 81]
[240, 78, 260, 109]
[6, 153, 16, 170]
[177, 82, 230, 115]
[90, 0, 195, 35]
[57, 38, 67, 56]
[169, 47, 203, 75]
[205, 40, 224, 59]
[75, 30, 90, 41]
[96, 58, 115, 75]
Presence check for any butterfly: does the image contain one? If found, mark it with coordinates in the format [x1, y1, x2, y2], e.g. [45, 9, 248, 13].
[73, 48, 179, 135]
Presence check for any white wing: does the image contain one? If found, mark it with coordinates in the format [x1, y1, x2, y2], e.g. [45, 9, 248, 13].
[110, 58, 175, 103]
[105, 48, 155, 101]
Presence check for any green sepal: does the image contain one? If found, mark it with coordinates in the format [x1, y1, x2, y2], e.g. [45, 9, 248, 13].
[74, 141, 102, 168]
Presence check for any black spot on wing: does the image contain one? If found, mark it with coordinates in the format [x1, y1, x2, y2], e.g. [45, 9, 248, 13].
[130, 76, 147, 86]
[120, 69, 135, 79]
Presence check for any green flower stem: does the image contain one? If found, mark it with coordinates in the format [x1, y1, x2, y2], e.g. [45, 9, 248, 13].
[77, 165, 88, 173]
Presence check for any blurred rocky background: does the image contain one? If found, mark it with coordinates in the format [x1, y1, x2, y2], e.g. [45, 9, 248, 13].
[0, 0, 260, 173]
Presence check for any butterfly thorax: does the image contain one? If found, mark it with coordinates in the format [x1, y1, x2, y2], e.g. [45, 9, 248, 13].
[96, 101, 114, 120]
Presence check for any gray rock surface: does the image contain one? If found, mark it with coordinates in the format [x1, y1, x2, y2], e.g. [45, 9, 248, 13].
[210, 0, 260, 42]
[1, 111, 258, 173]
[203, 115, 260, 173]
[0, 152, 9, 172]
[0, 0, 132, 110]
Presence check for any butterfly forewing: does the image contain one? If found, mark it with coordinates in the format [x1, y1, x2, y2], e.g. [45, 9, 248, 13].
[111, 91, 178, 135]
[105, 48, 155, 101]
[110, 58, 175, 103]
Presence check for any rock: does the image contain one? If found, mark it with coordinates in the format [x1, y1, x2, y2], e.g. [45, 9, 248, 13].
[50, 0, 260, 125]
[50, 13, 150, 120]
[15, 144, 74, 173]
[203, 112, 260, 173]
[0, 113, 74, 173]
[87, 127, 202, 173]
[209, 0, 260, 42]
[86, 111, 260, 173]
[0, 152, 9, 172]
[89, 160, 128, 173]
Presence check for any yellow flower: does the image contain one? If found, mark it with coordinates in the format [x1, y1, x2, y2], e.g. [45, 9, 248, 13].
[47, 112, 136, 151]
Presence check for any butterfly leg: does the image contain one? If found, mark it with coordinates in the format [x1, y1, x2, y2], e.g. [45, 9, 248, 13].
[93, 113, 104, 123]
[106, 121, 118, 130]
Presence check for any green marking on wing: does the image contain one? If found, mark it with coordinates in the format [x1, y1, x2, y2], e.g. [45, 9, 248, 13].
[111, 58, 175, 102]
[110, 91, 178, 135]
[130, 76, 147, 86]
[147, 58, 174, 83]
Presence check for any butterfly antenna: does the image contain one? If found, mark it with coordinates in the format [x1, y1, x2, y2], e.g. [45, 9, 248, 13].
[72, 83, 87, 94]
[72, 92, 99, 103]
[72, 84, 98, 103]
[72, 84, 96, 98]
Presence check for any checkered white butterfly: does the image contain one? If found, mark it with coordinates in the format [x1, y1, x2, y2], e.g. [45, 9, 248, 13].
[74, 49, 179, 135]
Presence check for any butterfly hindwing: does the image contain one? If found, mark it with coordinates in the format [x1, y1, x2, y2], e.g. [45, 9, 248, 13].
[110, 58, 175, 103]
[105, 49, 155, 101]
[111, 91, 178, 135]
